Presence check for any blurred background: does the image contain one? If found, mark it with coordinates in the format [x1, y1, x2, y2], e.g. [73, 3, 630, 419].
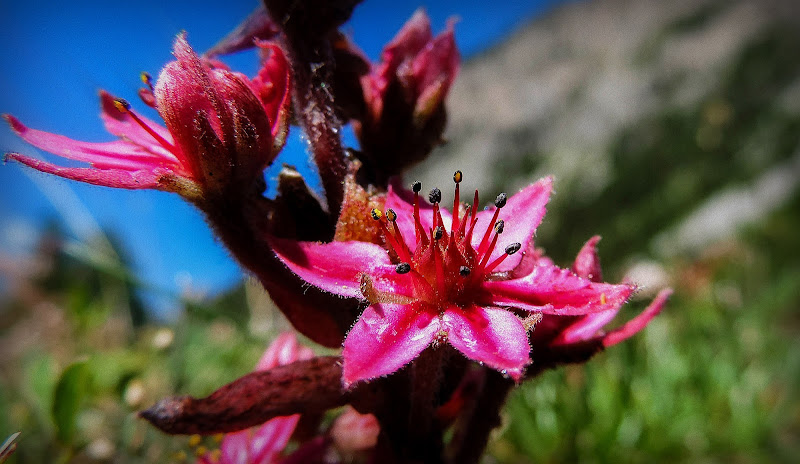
[1, 0, 798, 462]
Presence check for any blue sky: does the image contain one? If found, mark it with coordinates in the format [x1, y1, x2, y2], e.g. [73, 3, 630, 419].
[0, 0, 564, 313]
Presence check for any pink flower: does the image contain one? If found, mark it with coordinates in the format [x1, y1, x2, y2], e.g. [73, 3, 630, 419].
[272, 173, 654, 387]
[198, 332, 314, 464]
[353, 9, 460, 182]
[5, 33, 290, 201]
[529, 236, 672, 354]
[363, 9, 459, 124]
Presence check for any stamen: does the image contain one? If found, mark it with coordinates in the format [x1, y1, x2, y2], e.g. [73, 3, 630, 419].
[396, 262, 411, 274]
[112, 97, 176, 152]
[459, 266, 471, 276]
[477, 193, 506, 254]
[452, 171, 462, 236]
[386, 208, 412, 260]
[371, 208, 411, 262]
[465, 190, 480, 243]
[428, 188, 442, 205]
[433, 228, 446, 298]
[412, 181, 427, 244]
[494, 219, 505, 235]
[478, 226, 501, 270]
[505, 242, 521, 255]
[483, 242, 522, 274]
[494, 192, 508, 208]
[140, 72, 154, 91]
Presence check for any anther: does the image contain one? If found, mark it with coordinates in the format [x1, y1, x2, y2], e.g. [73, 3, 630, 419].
[396, 262, 411, 274]
[505, 242, 522, 255]
[140, 72, 154, 91]
[494, 192, 508, 208]
[370, 208, 382, 221]
[113, 98, 131, 113]
[494, 220, 505, 234]
[434, 226, 444, 240]
[459, 266, 471, 276]
[412, 181, 422, 193]
[385, 208, 397, 222]
[429, 188, 442, 204]
[453, 170, 463, 184]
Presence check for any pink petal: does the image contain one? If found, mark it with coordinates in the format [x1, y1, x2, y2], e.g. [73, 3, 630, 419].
[472, 177, 553, 272]
[6, 152, 167, 190]
[5, 115, 183, 173]
[483, 261, 636, 316]
[342, 302, 440, 387]
[385, 181, 452, 249]
[603, 288, 672, 347]
[269, 237, 411, 299]
[255, 332, 314, 371]
[442, 305, 530, 381]
[247, 415, 300, 464]
[252, 42, 291, 140]
[97, 90, 178, 160]
[411, 19, 459, 110]
[156, 34, 225, 163]
[572, 235, 603, 282]
[219, 429, 252, 464]
[553, 309, 620, 345]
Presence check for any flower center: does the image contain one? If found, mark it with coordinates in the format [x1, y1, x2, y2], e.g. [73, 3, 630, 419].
[366, 171, 520, 310]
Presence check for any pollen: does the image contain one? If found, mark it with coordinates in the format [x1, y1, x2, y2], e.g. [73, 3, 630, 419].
[113, 98, 131, 114]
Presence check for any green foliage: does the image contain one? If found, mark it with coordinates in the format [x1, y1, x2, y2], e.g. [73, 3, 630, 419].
[52, 361, 91, 445]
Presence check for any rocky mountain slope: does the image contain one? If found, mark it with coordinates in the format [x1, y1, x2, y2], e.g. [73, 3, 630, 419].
[413, 0, 800, 271]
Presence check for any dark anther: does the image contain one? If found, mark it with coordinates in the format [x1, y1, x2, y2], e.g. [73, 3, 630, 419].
[396, 262, 411, 274]
[459, 266, 471, 276]
[428, 188, 442, 204]
[370, 208, 382, 220]
[505, 242, 522, 255]
[453, 170, 463, 183]
[412, 181, 422, 193]
[494, 220, 505, 234]
[113, 98, 131, 112]
[385, 209, 397, 222]
[434, 226, 444, 240]
[494, 192, 508, 208]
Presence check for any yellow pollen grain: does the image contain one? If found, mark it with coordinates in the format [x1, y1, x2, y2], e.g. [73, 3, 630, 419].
[112, 99, 130, 114]
[600, 293, 607, 305]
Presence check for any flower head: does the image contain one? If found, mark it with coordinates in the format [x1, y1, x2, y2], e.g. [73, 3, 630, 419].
[197, 332, 313, 464]
[5, 33, 290, 202]
[272, 173, 660, 387]
[353, 9, 460, 182]
[363, 9, 458, 125]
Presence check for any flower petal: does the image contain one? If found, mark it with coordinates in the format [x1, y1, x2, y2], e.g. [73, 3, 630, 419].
[603, 288, 672, 347]
[5, 115, 182, 172]
[247, 415, 300, 463]
[6, 152, 167, 190]
[269, 236, 410, 298]
[472, 177, 553, 272]
[552, 309, 619, 345]
[255, 332, 315, 371]
[443, 305, 530, 381]
[572, 235, 603, 282]
[342, 302, 440, 387]
[483, 260, 636, 316]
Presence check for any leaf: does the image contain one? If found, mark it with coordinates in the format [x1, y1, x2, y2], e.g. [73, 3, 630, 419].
[52, 360, 91, 444]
